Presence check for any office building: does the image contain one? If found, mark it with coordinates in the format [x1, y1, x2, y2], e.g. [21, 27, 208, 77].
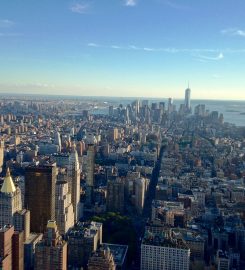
[86, 144, 95, 205]
[0, 168, 22, 227]
[67, 144, 81, 222]
[106, 178, 125, 214]
[0, 140, 4, 172]
[216, 250, 230, 270]
[14, 209, 30, 241]
[25, 163, 56, 233]
[35, 220, 67, 270]
[54, 131, 62, 152]
[135, 177, 147, 214]
[24, 233, 43, 270]
[141, 231, 190, 270]
[67, 221, 102, 269]
[0, 225, 14, 270]
[185, 87, 191, 111]
[86, 144, 95, 187]
[12, 231, 24, 270]
[55, 180, 74, 235]
[88, 248, 116, 270]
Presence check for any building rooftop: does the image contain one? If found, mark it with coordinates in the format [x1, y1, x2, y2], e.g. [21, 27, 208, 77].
[24, 233, 43, 244]
[0, 168, 16, 193]
[0, 224, 13, 232]
[101, 243, 128, 267]
[142, 231, 189, 250]
[67, 221, 102, 239]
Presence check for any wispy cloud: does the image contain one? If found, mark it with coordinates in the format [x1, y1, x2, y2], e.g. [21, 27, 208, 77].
[70, 2, 90, 14]
[0, 82, 55, 89]
[160, 0, 190, 10]
[125, 0, 137, 7]
[195, 52, 224, 61]
[88, 42, 100, 47]
[221, 28, 245, 37]
[143, 47, 155, 51]
[111, 45, 122, 49]
[87, 43, 245, 57]
[129, 45, 140, 50]
[0, 19, 14, 28]
[0, 33, 22, 37]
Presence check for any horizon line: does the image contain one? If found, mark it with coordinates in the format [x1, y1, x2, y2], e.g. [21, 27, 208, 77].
[0, 92, 244, 102]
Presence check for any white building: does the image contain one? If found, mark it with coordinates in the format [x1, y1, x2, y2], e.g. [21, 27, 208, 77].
[68, 144, 81, 222]
[55, 180, 74, 235]
[141, 232, 190, 270]
[135, 178, 147, 214]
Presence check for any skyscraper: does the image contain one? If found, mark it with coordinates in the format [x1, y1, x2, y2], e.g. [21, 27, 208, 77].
[54, 131, 62, 152]
[86, 144, 95, 187]
[0, 140, 4, 172]
[168, 98, 173, 113]
[25, 163, 56, 233]
[185, 86, 191, 111]
[35, 220, 67, 270]
[14, 209, 30, 241]
[0, 168, 22, 227]
[67, 144, 81, 222]
[106, 178, 125, 214]
[0, 225, 14, 270]
[86, 144, 95, 205]
[55, 180, 74, 235]
[135, 178, 147, 214]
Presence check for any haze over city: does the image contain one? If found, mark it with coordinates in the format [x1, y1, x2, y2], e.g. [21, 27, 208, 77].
[0, 0, 245, 99]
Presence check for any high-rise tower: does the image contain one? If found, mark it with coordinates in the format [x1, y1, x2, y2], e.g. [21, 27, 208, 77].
[25, 163, 56, 233]
[185, 86, 191, 111]
[0, 168, 22, 227]
[86, 144, 95, 205]
[106, 178, 125, 214]
[0, 140, 4, 172]
[67, 144, 81, 222]
[54, 131, 62, 152]
[35, 220, 67, 270]
[55, 180, 74, 235]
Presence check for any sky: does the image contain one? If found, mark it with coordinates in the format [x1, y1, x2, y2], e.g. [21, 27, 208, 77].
[0, 0, 245, 100]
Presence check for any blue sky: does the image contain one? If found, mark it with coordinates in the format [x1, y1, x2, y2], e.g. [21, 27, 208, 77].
[0, 0, 245, 99]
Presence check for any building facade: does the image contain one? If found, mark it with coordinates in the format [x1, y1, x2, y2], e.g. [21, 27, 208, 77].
[25, 163, 56, 233]
[106, 178, 125, 214]
[141, 232, 190, 270]
[55, 180, 74, 235]
[0, 168, 22, 227]
[35, 220, 67, 270]
[67, 145, 81, 222]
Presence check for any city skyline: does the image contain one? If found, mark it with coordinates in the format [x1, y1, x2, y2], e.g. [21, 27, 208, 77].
[1, 0, 245, 100]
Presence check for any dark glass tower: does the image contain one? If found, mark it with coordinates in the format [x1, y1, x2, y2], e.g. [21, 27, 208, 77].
[25, 163, 56, 233]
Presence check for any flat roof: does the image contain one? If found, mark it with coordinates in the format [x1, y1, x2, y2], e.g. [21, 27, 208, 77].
[102, 243, 128, 266]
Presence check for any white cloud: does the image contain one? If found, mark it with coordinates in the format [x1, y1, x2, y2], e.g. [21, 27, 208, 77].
[88, 42, 100, 47]
[195, 52, 224, 61]
[86, 43, 245, 56]
[0, 19, 14, 28]
[111, 45, 122, 49]
[125, 0, 137, 7]
[143, 47, 155, 51]
[70, 3, 89, 14]
[221, 28, 245, 37]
